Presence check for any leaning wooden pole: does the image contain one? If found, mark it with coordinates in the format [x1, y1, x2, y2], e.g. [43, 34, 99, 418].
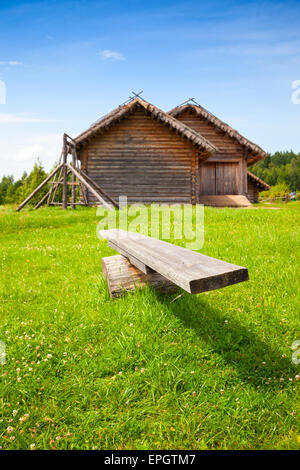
[67, 164, 114, 210]
[34, 169, 71, 210]
[71, 146, 77, 209]
[79, 168, 119, 209]
[47, 153, 63, 206]
[34, 188, 52, 210]
[16, 163, 63, 212]
[62, 133, 68, 210]
[50, 166, 64, 205]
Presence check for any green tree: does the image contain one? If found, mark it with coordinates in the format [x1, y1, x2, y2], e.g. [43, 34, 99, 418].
[288, 155, 300, 190]
[0, 175, 14, 204]
[250, 150, 300, 190]
[16, 160, 48, 206]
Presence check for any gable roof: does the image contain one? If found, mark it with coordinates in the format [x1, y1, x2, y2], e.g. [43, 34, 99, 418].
[247, 170, 270, 191]
[75, 98, 218, 154]
[168, 103, 267, 164]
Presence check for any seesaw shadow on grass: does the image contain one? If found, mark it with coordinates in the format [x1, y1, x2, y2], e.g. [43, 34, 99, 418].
[152, 290, 298, 389]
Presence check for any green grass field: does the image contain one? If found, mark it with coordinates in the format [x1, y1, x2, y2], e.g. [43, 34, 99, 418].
[0, 202, 299, 450]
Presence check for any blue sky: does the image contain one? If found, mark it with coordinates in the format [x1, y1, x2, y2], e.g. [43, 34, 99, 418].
[0, 0, 300, 178]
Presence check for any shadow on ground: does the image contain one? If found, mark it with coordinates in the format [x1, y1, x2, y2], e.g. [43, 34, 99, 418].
[153, 290, 297, 388]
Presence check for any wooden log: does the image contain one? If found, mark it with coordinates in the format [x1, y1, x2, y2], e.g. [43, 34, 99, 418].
[71, 146, 77, 209]
[16, 163, 63, 212]
[100, 229, 249, 294]
[49, 181, 79, 185]
[34, 188, 52, 210]
[80, 146, 89, 205]
[49, 165, 63, 205]
[102, 254, 178, 298]
[80, 181, 88, 206]
[62, 134, 68, 210]
[47, 151, 63, 205]
[49, 202, 85, 206]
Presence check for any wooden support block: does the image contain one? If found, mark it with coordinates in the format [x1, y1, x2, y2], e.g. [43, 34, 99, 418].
[102, 255, 179, 298]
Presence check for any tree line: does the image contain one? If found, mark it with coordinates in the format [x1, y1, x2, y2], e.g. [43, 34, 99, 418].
[0, 150, 299, 206]
[0, 160, 60, 206]
[249, 150, 300, 191]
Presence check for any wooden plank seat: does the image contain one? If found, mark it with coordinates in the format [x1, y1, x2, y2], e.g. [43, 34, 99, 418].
[100, 229, 249, 297]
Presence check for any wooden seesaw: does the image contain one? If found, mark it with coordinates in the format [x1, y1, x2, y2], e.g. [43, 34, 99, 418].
[100, 229, 249, 298]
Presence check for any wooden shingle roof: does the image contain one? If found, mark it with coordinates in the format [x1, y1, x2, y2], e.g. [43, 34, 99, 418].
[75, 98, 218, 154]
[247, 170, 270, 191]
[168, 104, 267, 164]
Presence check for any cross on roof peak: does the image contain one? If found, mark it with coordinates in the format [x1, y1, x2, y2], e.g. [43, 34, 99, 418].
[177, 97, 201, 107]
[120, 90, 145, 107]
[130, 90, 144, 99]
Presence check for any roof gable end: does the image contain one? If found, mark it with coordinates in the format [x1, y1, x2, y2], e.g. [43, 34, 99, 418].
[168, 103, 267, 164]
[75, 98, 218, 154]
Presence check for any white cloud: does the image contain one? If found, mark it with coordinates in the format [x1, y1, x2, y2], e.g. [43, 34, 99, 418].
[0, 113, 56, 123]
[14, 139, 58, 163]
[0, 61, 23, 66]
[0, 133, 62, 179]
[99, 49, 125, 61]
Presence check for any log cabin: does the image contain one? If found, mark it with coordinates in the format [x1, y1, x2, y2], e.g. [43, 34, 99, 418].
[168, 103, 270, 205]
[74, 97, 269, 207]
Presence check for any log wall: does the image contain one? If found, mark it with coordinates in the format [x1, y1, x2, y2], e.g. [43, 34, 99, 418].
[79, 108, 201, 204]
[247, 178, 260, 203]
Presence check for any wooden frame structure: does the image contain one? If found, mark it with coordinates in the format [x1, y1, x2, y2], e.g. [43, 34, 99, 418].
[16, 134, 119, 212]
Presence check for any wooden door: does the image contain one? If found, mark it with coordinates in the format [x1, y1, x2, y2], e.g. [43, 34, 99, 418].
[199, 162, 239, 196]
[199, 163, 216, 195]
[216, 162, 239, 195]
